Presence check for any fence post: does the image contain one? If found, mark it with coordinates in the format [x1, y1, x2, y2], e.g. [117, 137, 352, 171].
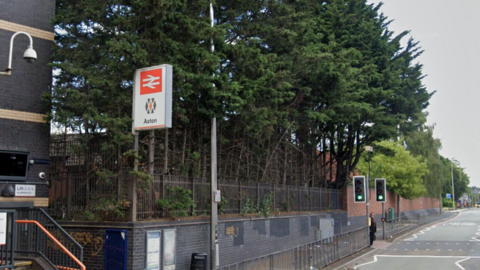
[287, 185, 290, 211]
[67, 171, 71, 220]
[239, 181, 242, 213]
[309, 187, 312, 211]
[191, 176, 195, 216]
[257, 183, 260, 208]
[297, 187, 300, 211]
[273, 184, 276, 210]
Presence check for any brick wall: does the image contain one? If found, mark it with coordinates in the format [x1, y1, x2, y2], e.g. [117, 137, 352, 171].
[60, 212, 348, 270]
[0, 0, 54, 197]
[346, 186, 441, 217]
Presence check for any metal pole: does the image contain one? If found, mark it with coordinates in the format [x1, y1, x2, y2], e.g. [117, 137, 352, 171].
[210, 2, 219, 269]
[451, 162, 455, 210]
[366, 156, 370, 228]
[382, 202, 385, 240]
[129, 132, 139, 222]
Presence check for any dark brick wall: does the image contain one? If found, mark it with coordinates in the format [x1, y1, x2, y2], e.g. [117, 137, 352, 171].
[0, 36, 52, 114]
[0, 0, 55, 31]
[58, 205, 442, 270]
[59, 212, 348, 270]
[0, 0, 54, 196]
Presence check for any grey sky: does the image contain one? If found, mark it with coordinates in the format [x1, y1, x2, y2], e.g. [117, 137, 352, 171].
[368, 0, 480, 187]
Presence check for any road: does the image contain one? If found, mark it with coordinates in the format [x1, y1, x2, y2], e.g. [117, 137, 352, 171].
[350, 209, 480, 270]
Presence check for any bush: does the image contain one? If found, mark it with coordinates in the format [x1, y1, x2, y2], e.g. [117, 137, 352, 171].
[442, 198, 453, 207]
[156, 186, 196, 217]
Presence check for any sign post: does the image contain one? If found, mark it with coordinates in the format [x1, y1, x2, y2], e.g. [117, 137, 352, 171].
[130, 64, 172, 222]
[132, 64, 173, 132]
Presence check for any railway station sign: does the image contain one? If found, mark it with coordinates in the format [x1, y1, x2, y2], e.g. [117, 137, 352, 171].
[132, 64, 173, 133]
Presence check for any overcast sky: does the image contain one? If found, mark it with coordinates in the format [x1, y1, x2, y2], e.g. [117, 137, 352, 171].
[367, 0, 480, 187]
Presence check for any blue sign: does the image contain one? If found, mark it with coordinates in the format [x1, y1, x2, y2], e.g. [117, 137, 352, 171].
[446, 193, 452, 199]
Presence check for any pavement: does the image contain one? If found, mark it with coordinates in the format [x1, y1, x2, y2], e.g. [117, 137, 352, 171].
[322, 209, 463, 270]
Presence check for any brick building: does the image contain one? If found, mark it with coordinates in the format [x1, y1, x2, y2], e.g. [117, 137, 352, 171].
[0, 0, 54, 202]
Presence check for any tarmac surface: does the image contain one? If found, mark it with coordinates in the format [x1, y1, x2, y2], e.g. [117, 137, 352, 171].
[322, 209, 461, 270]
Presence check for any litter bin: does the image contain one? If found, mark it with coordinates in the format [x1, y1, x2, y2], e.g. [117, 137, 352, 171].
[388, 208, 395, 221]
[190, 253, 207, 270]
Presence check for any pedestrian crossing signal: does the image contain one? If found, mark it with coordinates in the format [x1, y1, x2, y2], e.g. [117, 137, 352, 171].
[353, 176, 366, 203]
[375, 178, 386, 202]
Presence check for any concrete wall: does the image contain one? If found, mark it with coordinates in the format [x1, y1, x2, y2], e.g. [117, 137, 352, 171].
[0, 0, 54, 196]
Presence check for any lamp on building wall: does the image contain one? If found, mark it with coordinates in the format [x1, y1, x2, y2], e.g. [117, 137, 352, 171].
[0, 31, 37, 76]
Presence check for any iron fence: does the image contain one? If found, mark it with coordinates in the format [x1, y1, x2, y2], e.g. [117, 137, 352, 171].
[378, 213, 426, 240]
[49, 169, 343, 221]
[218, 227, 368, 270]
[137, 175, 343, 221]
[0, 210, 15, 269]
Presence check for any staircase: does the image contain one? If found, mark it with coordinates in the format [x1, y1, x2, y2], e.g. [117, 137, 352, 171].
[1, 208, 84, 270]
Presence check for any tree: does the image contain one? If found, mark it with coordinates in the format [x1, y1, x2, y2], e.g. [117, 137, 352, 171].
[46, 0, 434, 189]
[357, 140, 428, 199]
[404, 124, 446, 197]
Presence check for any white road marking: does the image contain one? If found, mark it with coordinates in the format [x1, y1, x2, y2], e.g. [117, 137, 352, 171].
[354, 255, 480, 270]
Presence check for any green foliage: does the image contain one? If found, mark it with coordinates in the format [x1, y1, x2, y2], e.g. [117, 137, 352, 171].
[442, 198, 453, 208]
[50, 0, 435, 188]
[241, 193, 275, 218]
[404, 125, 445, 197]
[218, 196, 229, 215]
[77, 196, 129, 221]
[260, 192, 274, 218]
[441, 158, 470, 201]
[156, 186, 196, 218]
[130, 170, 153, 191]
[241, 198, 258, 215]
[357, 140, 428, 199]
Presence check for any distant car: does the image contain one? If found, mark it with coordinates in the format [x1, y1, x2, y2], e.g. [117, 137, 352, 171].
[476, 201, 480, 208]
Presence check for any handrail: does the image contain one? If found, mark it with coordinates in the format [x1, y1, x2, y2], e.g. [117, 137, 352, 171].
[38, 208, 83, 261]
[16, 220, 86, 270]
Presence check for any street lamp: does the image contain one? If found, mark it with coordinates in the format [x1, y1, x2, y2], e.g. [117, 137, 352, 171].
[0, 31, 37, 76]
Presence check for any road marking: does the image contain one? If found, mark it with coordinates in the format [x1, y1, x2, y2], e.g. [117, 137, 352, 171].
[404, 225, 436, 241]
[354, 255, 480, 270]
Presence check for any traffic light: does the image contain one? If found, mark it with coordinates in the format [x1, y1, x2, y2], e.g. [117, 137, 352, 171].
[353, 176, 366, 203]
[375, 178, 387, 202]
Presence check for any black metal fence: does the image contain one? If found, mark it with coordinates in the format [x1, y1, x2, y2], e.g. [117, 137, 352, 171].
[0, 210, 15, 269]
[48, 135, 344, 222]
[218, 227, 368, 270]
[137, 175, 344, 221]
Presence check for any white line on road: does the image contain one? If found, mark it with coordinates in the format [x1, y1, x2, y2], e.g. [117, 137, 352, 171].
[354, 255, 480, 270]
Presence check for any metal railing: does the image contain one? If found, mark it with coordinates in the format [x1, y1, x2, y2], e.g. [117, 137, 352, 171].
[218, 227, 368, 270]
[16, 220, 86, 270]
[137, 175, 343, 220]
[379, 213, 426, 240]
[0, 210, 15, 269]
[15, 208, 83, 269]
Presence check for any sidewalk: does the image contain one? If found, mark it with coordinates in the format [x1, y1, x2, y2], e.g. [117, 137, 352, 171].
[322, 210, 460, 270]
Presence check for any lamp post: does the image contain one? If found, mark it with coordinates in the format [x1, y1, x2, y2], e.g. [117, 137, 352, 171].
[0, 31, 37, 76]
[451, 161, 455, 209]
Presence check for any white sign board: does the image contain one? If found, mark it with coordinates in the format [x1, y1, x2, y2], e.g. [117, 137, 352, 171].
[0, 213, 6, 245]
[215, 190, 221, 203]
[132, 64, 173, 132]
[15, 184, 35, 197]
[146, 231, 161, 270]
[163, 229, 176, 270]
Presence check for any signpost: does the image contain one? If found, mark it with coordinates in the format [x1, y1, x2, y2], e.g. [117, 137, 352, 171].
[130, 64, 173, 222]
[132, 64, 173, 132]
